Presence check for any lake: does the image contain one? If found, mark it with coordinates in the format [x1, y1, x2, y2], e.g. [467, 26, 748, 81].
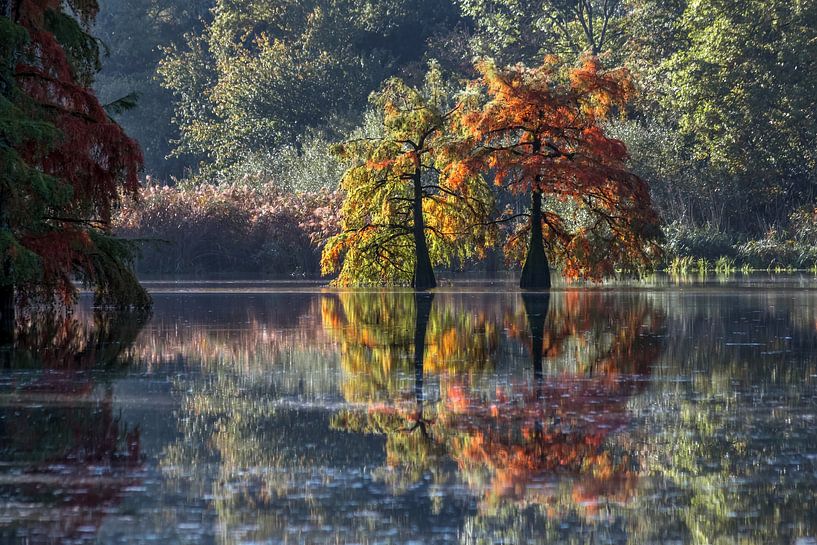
[2, 275, 817, 544]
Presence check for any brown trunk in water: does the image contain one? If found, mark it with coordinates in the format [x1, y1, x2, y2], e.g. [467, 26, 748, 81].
[412, 292, 434, 436]
[520, 190, 551, 289]
[0, 285, 13, 345]
[411, 165, 436, 290]
[523, 292, 550, 435]
[522, 292, 551, 378]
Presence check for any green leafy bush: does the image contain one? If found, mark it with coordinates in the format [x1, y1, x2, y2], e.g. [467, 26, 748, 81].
[662, 222, 737, 261]
[737, 231, 817, 270]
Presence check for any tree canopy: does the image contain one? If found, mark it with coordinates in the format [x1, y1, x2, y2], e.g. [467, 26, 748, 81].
[659, 0, 817, 226]
[449, 56, 661, 286]
[460, 0, 629, 65]
[1, 0, 149, 321]
[158, 0, 462, 175]
[321, 64, 494, 288]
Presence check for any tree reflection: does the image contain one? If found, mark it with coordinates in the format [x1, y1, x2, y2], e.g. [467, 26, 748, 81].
[321, 291, 501, 404]
[330, 290, 666, 521]
[443, 292, 664, 516]
[0, 309, 146, 543]
[323, 290, 503, 492]
[125, 287, 817, 544]
[623, 290, 817, 544]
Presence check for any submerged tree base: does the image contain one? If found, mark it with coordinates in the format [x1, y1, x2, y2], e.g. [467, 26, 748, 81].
[520, 256, 551, 290]
[411, 265, 437, 291]
[520, 191, 551, 290]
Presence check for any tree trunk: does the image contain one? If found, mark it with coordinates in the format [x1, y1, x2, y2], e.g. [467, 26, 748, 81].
[412, 292, 434, 436]
[0, 284, 13, 345]
[520, 190, 551, 289]
[411, 168, 436, 290]
[523, 292, 550, 436]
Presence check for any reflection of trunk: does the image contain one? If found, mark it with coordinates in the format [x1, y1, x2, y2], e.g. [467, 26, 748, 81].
[523, 293, 551, 437]
[520, 190, 551, 290]
[412, 292, 434, 436]
[412, 165, 436, 291]
[522, 292, 551, 383]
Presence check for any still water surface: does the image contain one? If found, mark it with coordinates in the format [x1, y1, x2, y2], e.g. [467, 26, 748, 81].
[2, 276, 817, 544]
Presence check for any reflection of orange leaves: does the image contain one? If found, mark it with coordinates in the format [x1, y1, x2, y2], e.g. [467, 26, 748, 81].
[445, 384, 469, 413]
[359, 328, 376, 348]
[571, 466, 639, 515]
[367, 403, 400, 417]
[441, 328, 458, 356]
[437, 365, 654, 515]
[320, 298, 344, 331]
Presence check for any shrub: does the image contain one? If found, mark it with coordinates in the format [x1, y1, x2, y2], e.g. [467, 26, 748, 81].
[662, 222, 737, 261]
[788, 207, 817, 245]
[737, 229, 817, 270]
[667, 256, 695, 274]
[114, 183, 341, 276]
[714, 256, 736, 274]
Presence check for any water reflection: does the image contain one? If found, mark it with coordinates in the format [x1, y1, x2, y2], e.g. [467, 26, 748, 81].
[330, 292, 664, 528]
[1, 283, 817, 544]
[0, 311, 146, 544]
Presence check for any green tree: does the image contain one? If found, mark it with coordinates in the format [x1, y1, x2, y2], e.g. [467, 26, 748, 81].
[321, 64, 494, 288]
[158, 0, 461, 176]
[459, 0, 629, 65]
[658, 0, 817, 229]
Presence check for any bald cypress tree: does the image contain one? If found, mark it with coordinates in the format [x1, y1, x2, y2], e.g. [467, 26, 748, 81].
[1, 0, 148, 341]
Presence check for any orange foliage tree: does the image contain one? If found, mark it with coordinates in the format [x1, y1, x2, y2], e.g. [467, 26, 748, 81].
[449, 56, 662, 288]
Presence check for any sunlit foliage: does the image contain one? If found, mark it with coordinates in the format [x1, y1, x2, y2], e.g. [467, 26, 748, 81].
[660, 0, 817, 227]
[450, 56, 662, 283]
[157, 0, 461, 174]
[460, 0, 629, 64]
[321, 64, 495, 287]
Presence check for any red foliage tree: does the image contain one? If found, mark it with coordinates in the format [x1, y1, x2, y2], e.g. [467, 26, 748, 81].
[449, 56, 662, 288]
[1, 0, 147, 331]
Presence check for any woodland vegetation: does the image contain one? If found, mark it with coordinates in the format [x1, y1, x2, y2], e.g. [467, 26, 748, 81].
[1, 0, 149, 340]
[109, 0, 817, 279]
[2, 0, 817, 317]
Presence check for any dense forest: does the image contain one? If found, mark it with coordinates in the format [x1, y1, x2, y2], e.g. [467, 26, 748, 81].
[3, 0, 817, 311]
[99, 0, 817, 276]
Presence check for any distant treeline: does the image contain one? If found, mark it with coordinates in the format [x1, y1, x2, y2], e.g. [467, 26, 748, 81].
[96, 0, 817, 268]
